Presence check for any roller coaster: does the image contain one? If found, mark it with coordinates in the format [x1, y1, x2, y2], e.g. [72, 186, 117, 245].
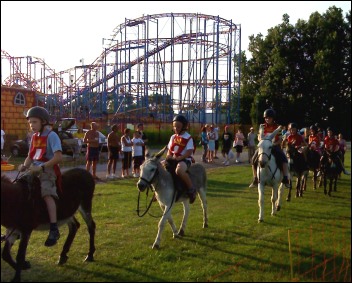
[1, 13, 241, 124]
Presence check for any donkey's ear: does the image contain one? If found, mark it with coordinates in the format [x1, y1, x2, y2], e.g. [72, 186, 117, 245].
[145, 148, 150, 158]
[154, 146, 168, 159]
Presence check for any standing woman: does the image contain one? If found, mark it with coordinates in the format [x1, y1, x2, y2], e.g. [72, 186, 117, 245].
[234, 128, 245, 163]
[247, 127, 257, 164]
[200, 126, 208, 163]
[338, 133, 347, 165]
[221, 125, 233, 166]
[121, 128, 133, 178]
[207, 125, 216, 163]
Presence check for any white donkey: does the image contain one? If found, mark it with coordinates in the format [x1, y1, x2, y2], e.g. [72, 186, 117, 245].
[137, 147, 208, 249]
[257, 126, 285, 222]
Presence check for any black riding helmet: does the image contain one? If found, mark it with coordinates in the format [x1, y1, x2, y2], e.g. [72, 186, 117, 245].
[173, 114, 188, 131]
[263, 109, 276, 118]
[289, 122, 298, 130]
[310, 125, 318, 132]
[26, 106, 50, 125]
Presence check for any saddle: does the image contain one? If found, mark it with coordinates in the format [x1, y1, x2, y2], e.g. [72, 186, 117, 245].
[163, 159, 191, 201]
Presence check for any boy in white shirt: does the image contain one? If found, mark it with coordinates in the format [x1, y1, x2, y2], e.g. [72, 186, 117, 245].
[132, 131, 144, 177]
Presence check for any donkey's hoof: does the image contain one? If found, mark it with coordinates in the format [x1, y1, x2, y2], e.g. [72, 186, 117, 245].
[152, 243, 160, 249]
[84, 254, 94, 262]
[258, 219, 264, 223]
[203, 223, 208, 228]
[286, 197, 291, 202]
[178, 229, 185, 237]
[276, 205, 281, 211]
[57, 255, 68, 265]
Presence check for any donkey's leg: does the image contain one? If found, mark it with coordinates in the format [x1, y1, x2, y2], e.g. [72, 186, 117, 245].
[58, 216, 80, 265]
[258, 183, 265, 222]
[152, 205, 173, 249]
[78, 206, 96, 262]
[324, 175, 328, 195]
[2, 229, 25, 270]
[276, 183, 284, 211]
[13, 230, 32, 282]
[178, 201, 190, 236]
[167, 214, 178, 238]
[271, 185, 278, 216]
[198, 187, 208, 228]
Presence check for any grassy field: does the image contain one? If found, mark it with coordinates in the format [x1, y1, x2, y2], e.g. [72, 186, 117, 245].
[1, 152, 351, 282]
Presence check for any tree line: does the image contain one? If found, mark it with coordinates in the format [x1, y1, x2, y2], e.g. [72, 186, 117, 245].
[235, 6, 351, 138]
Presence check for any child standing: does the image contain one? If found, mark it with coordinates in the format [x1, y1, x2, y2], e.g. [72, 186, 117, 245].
[132, 131, 144, 177]
[18, 106, 63, 247]
[121, 128, 133, 178]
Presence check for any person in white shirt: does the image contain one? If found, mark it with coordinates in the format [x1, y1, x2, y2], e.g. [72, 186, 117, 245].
[132, 131, 144, 177]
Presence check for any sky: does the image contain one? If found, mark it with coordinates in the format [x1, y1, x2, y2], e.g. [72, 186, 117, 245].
[1, 1, 351, 73]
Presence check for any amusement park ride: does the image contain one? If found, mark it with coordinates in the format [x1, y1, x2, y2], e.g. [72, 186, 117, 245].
[1, 13, 241, 125]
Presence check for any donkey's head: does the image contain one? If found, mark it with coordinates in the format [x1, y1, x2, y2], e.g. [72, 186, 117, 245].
[257, 126, 281, 168]
[137, 146, 167, 192]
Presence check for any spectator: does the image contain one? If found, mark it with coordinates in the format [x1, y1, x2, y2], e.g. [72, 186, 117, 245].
[106, 124, 121, 179]
[132, 131, 144, 178]
[137, 123, 148, 161]
[207, 124, 216, 163]
[338, 133, 347, 165]
[234, 128, 245, 163]
[200, 126, 208, 163]
[221, 125, 233, 166]
[247, 127, 257, 164]
[121, 128, 133, 178]
[83, 122, 101, 180]
[213, 124, 220, 159]
[1, 128, 5, 155]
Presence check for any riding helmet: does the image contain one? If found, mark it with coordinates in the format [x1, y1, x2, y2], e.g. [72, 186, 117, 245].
[289, 122, 298, 129]
[173, 114, 188, 128]
[310, 125, 318, 132]
[26, 106, 50, 125]
[263, 108, 276, 118]
[326, 127, 333, 133]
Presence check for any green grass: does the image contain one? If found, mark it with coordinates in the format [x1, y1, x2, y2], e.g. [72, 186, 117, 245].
[1, 153, 351, 282]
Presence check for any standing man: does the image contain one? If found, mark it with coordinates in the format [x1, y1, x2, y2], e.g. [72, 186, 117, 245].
[247, 127, 256, 164]
[137, 123, 148, 161]
[106, 124, 121, 179]
[83, 122, 100, 180]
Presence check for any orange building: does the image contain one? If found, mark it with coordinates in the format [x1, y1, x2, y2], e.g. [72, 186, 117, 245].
[1, 84, 44, 140]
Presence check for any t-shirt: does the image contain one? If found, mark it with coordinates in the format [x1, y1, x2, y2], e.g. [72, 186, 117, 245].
[1, 129, 5, 150]
[132, 138, 144, 157]
[31, 130, 62, 166]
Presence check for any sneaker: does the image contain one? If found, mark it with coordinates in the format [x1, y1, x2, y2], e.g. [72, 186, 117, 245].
[281, 176, 291, 188]
[106, 174, 112, 179]
[111, 173, 117, 179]
[249, 177, 258, 188]
[188, 188, 197, 204]
[235, 159, 239, 163]
[224, 161, 230, 166]
[222, 160, 226, 164]
[45, 229, 60, 247]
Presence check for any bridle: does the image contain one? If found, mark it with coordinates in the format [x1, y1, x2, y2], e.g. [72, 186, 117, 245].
[136, 159, 176, 218]
[258, 139, 278, 181]
[136, 161, 159, 217]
